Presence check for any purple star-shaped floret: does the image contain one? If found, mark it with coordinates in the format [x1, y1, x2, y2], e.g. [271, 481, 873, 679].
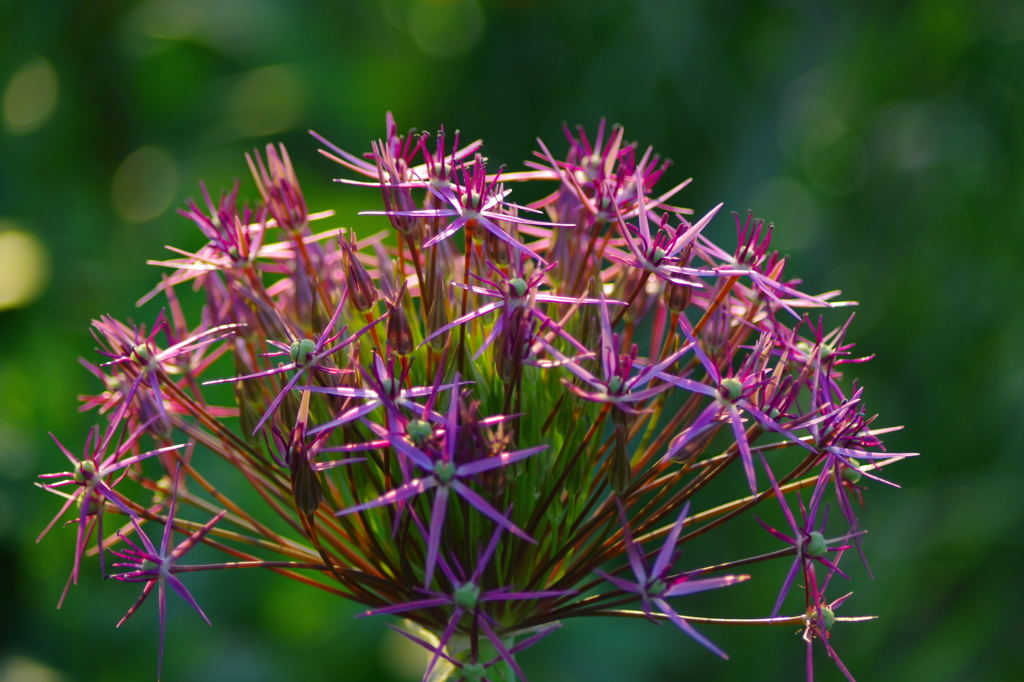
[359, 522, 573, 682]
[754, 454, 852, 617]
[204, 292, 387, 434]
[38, 417, 185, 590]
[596, 501, 749, 659]
[110, 469, 225, 681]
[659, 321, 815, 492]
[336, 374, 545, 586]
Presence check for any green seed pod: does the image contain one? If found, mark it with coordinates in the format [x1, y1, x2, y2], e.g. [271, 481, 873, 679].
[433, 460, 457, 485]
[509, 277, 528, 299]
[289, 338, 316, 365]
[406, 419, 432, 445]
[453, 582, 481, 610]
[462, 663, 486, 682]
[648, 579, 667, 596]
[810, 604, 835, 632]
[132, 344, 152, 363]
[720, 377, 744, 401]
[73, 459, 97, 484]
[804, 530, 827, 558]
[841, 466, 862, 484]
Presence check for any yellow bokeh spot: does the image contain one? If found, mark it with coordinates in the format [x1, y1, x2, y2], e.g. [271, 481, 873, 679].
[0, 222, 51, 311]
[3, 57, 59, 135]
[111, 146, 178, 223]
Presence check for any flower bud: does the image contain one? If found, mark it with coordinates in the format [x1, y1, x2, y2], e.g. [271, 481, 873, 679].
[609, 424, 632, 494]
[669, 423, 720, 463]
[340, 233, 379, 312]
[425, 274, 449, 351]
[247, 143, 307, 233]
[386, 291, 414, 356]
[290, 451, 323, 516]
[663, 281, 692, 313]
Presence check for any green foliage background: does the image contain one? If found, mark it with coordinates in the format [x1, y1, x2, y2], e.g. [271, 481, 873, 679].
[1, 0, 1021, 680]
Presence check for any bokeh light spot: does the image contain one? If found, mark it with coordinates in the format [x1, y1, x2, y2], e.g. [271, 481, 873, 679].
[748, 177, 819, 253]
[379, 627, 431, 680]
[111, 145, 178, 222]
[408, 0, 485, 58]
[0, 656, 67, 682]
[800, 122, 870, 197]
[227, 65, 305, 138]
[0, 223, 51, 311]
[3, 58, 59, 136]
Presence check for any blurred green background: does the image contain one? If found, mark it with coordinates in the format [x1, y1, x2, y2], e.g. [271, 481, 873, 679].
[1, 0, 1022, 680]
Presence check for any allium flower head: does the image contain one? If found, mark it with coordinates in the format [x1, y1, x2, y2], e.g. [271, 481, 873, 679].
[40, 113, 914, 682]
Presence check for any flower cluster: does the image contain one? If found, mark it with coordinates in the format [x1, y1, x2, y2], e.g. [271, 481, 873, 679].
[39, 114, 914, 681]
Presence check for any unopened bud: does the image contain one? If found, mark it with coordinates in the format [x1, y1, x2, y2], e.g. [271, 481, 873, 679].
[609, 425, 632, 494]
[426, 276, 449, 351]
[387, 294, 414, 356]
[663, 281, 692, 313]
[291, 453, 323, 516]
[486, 230, 511, 265]
[341, 234, 379, 312]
